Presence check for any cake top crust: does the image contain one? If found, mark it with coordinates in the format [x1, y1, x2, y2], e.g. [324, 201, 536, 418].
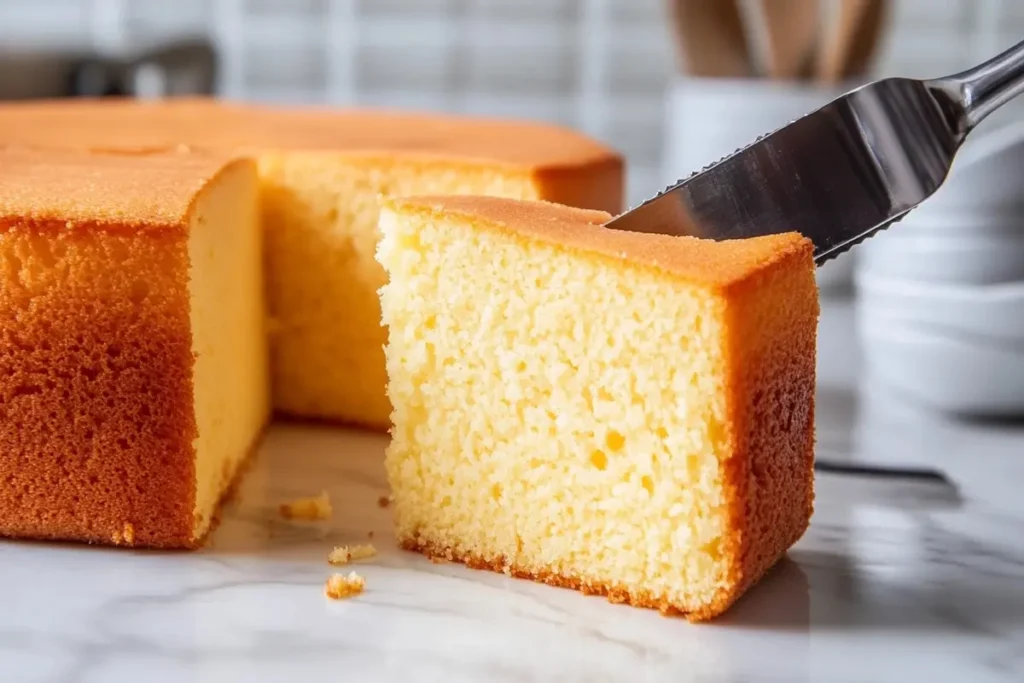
[0, 145, 246, 228]
[384, 195, 812, 289]
[0, 97, 619, 171]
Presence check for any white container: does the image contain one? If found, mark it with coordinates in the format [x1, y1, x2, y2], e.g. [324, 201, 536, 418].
[854, 121, 1024, 417]
[914, 120, 1024, 213]
[856, 271, 1024, 343]
[857, 120, 1024, 285]
[857, 230, 1024, 285]
[859, 316, 1024, 417]
[865, 210, 1024, 240]
[664, 77, 861, 291]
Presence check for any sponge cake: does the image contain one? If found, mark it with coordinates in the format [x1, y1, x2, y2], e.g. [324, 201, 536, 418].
[0, 98, 624, 428]
[0, 145, 268, 548]
[375, 195, 818, 620]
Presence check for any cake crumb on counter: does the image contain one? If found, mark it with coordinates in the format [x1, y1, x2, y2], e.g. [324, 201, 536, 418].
[377, 494, 392, 508]
[325, 572, 365, 600]
[111, 522, 135, 545]
[279, 491, 332, 520]
[328, 543, 377, 566]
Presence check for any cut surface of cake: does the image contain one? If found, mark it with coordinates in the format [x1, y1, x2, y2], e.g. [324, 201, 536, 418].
[0, 145, 269, 548]
[376, 196, 818, 620]
[0, 98, 624, 429]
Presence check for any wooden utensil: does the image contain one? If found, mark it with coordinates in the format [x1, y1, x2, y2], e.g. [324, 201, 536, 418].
[753, 0, 821, 80]
[840, 0, 888, 80]
[816, 0, 888, 84]
[667, 0, 753, 78]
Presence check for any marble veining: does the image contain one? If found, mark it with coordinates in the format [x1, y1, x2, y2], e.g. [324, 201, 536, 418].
[3, 297, 1024, 682]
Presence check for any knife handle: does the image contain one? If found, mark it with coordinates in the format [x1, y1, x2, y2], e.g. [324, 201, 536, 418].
[930, 38, 1024, 134]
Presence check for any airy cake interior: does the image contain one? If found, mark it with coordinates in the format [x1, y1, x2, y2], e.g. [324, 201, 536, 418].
[376, 197, 817, 619]
[187, 160, 270, 541]
[258, 153, 538, 428]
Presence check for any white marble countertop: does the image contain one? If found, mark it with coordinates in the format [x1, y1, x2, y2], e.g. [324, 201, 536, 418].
[4, 297, 1024, 683]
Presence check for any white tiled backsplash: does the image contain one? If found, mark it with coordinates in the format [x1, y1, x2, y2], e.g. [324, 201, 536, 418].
[1, 0, 1021, 206]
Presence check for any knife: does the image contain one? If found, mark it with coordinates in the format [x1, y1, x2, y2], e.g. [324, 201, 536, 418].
[607, 39, 1024, 266]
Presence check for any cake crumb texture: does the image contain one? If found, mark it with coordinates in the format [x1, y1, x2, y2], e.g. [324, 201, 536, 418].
[258, 157, 564, 429]
[279, 491, 333, 521]
[111, 523, 136, 546]
[325, 571, 365, 600]
[328, 544, 377, 565]
[328, 547, 351, 565]
[376, 196, 818, 620]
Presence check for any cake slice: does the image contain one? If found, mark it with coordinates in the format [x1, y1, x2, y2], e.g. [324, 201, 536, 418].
[0, 98, 624, 430]
[376, 196, 818, 620]
[0, 145, 269, 548]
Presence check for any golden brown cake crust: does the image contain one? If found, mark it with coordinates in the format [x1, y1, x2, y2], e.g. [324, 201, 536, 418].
[0, 218, 197, 548]
[715, 238, 818, 613]
[0, 97, 621, 174]
[0, 144, 247, 226]
[384, 196, 812, 289]
[0, 99, 625, 217]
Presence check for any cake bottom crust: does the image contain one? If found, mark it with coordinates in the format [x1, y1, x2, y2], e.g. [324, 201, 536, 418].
[400, 535, 739, 622]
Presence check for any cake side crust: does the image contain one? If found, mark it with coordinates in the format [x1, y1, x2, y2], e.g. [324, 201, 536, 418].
[715, 240, 819, 611]
[0, 218, 198, 549]
[0, 423, 265, 551]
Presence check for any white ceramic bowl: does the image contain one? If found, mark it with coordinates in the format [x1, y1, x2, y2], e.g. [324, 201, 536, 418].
[859, 317, 1024, 417]
[856, 271, 1024, 342]
[863, 210, 1024, 240]
[855, 121, 1024, 287]
[919, 120, 1024, 213]
[857, 231, 1024, 285]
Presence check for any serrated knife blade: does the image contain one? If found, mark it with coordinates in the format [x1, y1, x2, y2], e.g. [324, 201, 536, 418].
[607, 40, 1024, 266]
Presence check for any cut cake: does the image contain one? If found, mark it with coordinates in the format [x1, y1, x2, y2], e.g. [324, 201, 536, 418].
[0, 98, 623, 429]
[375, 196, 818, 620]
[0, 146, 268, 548]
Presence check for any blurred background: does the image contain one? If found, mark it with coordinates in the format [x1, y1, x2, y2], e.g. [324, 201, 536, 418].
[1, 0, 1021, 207]
[3, 0, 1024, 418]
